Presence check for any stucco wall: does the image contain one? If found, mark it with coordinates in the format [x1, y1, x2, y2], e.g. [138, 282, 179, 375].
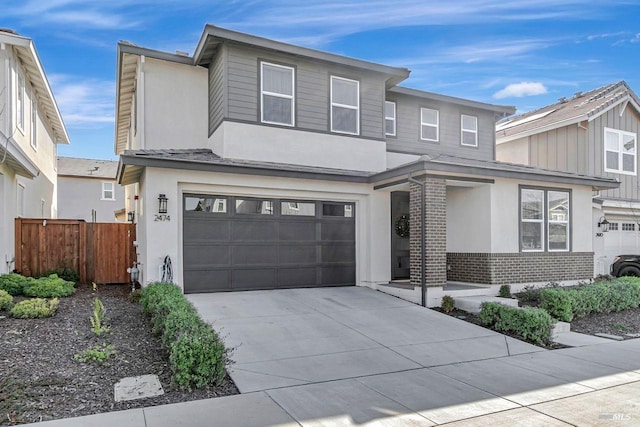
[135, 167, 391, 288]
[447, 184, 492, 253]
[58, 177, 125, 222]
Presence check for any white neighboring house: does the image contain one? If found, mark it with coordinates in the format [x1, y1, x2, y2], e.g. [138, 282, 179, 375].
[0, 29, 69, 274]
[57, 157, 125, 222]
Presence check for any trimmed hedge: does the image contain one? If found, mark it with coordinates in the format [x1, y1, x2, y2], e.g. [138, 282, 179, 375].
[479, 302, 553, 345]
[23, 274, 76, 298]
[0, 289, 13, 311]
[140, 282, 231, 391]
[0, 273, 33, 296]
[540, 278, 640, 322]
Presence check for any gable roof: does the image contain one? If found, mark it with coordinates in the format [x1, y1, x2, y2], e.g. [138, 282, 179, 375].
[57, 157, 118, 179]
[496, 81, 640, 144]
[0, 30, 69, 144]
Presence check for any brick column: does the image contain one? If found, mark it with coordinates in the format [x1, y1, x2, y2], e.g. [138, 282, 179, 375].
[410, 177, 447, 288]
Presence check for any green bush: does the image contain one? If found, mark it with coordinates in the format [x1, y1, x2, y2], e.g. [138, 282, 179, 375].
[23, 274, 75, 298]
[440, 295, 455, 313]
[0, 290, 13, 311]
[498, 284, 511, 298]
[479, 302, 553, 345]
[10, 298, 59, 318]
[0, 273, 33, 296]
[74, 344, 116, 363]
[540, 279, 640, 322]
[140, 282, 231, 390]
[41, 267, 79, 283]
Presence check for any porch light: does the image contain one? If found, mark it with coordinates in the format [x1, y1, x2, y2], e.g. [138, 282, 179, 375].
[158, 194, 168, 214]
[598, 216, 610, 233]
[127, 211, 135, 223]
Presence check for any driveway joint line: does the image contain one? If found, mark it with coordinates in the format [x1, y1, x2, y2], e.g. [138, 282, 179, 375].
[231, 367, 311, 383]
[263, 391, 304, 427]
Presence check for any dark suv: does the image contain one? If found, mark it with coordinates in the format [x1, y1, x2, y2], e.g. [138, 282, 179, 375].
[610, 255, 640, 277]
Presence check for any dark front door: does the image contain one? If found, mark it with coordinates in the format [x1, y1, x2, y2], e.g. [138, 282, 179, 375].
[391, 191, 410, 280]
[183, 195, 356, 293]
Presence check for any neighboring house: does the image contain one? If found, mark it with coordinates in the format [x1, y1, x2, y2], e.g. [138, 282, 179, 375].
[0, 29, 69, 274]
[496, 81, 640, 275]
[57, 157, 125, 222]
[115, 25, 618, 305]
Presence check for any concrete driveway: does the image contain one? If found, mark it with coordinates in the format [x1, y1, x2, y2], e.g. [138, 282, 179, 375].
[187, 286, 542, 393]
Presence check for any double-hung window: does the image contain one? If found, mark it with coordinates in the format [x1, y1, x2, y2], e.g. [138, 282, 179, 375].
[261, 62, 294, 126]
[604, 127, 636, 175]
[16, 72, 25, 131]
[330, 76, 359, 135]
[102, 182, 115, 200]
[385, 101, 396, 136]
[420, 108, 438, 141]
[461, 115, 478, 147]
[520, 187, 570, 252]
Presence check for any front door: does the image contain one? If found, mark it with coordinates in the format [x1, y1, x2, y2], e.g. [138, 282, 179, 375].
[391, 191, 410, 280]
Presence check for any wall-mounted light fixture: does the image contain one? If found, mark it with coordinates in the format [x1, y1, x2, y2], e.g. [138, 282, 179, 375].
[127, 211, 135, 223]
[158, 194, 168, 214]
[597, 216, 610, 233]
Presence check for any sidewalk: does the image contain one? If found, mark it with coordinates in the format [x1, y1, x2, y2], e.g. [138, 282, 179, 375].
[26, 339, 640, 426]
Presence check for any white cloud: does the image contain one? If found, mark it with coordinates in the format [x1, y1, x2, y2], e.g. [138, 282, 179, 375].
[48, 75, 114, 128]
[493, 82, 548, 99]
[631, 33, 640, 44]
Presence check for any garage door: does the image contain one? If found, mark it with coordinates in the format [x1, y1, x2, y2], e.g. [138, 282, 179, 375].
[183, 194, 356, 293]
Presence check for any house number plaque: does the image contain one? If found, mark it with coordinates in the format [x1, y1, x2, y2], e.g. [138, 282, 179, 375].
[154, 214, 171, 222]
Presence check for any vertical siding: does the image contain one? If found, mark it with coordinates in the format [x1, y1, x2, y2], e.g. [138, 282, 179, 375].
[208, 48, 225, 136]
[386, 93, 496, 160]
[223, 44, 386, 139]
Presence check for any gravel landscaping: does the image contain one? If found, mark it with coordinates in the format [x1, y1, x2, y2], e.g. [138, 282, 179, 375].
[0, 283, 238, 426]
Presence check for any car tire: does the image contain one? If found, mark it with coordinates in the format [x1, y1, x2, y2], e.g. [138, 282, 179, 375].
[619, 266, 640, 277]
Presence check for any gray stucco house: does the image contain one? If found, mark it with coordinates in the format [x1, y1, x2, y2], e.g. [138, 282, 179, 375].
[115, 25, 618, 306]
[57, 157, 125, 222]
[497, 81, 640, 275]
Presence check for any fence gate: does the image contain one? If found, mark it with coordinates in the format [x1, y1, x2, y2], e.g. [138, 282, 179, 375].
[15, 219, 136, 284]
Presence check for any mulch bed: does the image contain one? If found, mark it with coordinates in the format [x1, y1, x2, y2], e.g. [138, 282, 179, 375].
[0, 283, 238, 425]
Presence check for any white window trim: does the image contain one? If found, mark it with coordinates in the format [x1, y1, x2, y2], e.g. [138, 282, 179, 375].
[260, 62, 295, 127]
[102, 182, 115, 201]
[330, 76, 360, 135]
[461, 114, 478, 147]
[521, 188, 545, 253]
[547, 192, 570, 252]
[385, 101, 396, 136]
[604, 127, 637, 176]
[420, 108, 439, 142]
[31, 99, 38, 150]
[16, 72, 25, 132]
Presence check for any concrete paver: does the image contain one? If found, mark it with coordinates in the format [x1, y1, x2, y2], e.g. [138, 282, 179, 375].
[552, 331, 613, 347]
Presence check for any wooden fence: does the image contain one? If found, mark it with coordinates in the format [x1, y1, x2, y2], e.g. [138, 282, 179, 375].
[15, 219, 136, 284]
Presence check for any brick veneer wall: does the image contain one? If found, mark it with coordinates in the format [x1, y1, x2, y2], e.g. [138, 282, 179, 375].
[447, 252, 594, 284]
[410, 177, 447, 288]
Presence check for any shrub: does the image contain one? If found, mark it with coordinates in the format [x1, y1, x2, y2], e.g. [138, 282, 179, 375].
[479, 302, 553, 345]
[540, 288, 573, 321]
[498, 284, 511, 298]
[0, 273, 33, 296]
[440, 295, 455, 313]
[10, 298, 59, 318]
[90, 298, 110, 336]
[74, 344, 116, 363]
[128, 289, 142, 303]
[23, 274, 75, 298]
[140, 282, 231, 390]
[40, 267, 79, 284]
[0, 290, 13, 311]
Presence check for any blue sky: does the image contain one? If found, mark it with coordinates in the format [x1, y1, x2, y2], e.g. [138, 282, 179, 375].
[3, 0, 640, 160]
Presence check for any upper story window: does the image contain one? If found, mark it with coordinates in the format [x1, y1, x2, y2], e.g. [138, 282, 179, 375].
[420, 108, 439, 141]
[604, 127, 636, 175]
[385, 101, 396, 136]
[461, 115, 478, 147]
[260, 62, 295, 126]
[330, 76, 359, 135]
[520, 187, 570, 252]
[16, 72, 25, 131]
[31, 100, 37, 150]
[102, 182, 115, 200]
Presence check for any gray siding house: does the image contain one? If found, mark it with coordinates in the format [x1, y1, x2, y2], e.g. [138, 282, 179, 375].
[115, 25, 618, 305]
[496, 81, 640, 274]
[57, 157, 125, 222]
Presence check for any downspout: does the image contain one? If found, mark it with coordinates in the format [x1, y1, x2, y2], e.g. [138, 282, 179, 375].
[139, 55, 145, 150]
[0, 43, 10, 165]
[407, 172, 426, 307]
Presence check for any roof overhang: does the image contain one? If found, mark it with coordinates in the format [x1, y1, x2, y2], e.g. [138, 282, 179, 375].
[193, 25, 410, 87]
[0, 134, 39, 177]
[0, 32, 69, 144]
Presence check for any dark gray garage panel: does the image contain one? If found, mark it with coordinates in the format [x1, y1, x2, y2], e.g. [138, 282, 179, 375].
[183, 195, 355, 293]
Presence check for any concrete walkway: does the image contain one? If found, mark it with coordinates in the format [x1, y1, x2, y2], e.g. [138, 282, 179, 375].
[28, 287, 640, 426]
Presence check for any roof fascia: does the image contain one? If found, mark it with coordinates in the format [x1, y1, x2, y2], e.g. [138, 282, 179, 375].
[496, 114, 587, 144]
